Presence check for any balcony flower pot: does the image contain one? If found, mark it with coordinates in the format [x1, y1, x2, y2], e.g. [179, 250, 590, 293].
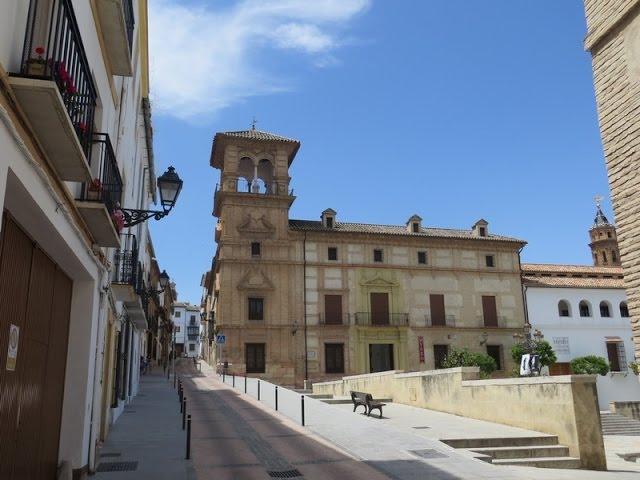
[87, 178, 102, 201]
[111, 209, 125, 234]
[26, 46, 46, 76]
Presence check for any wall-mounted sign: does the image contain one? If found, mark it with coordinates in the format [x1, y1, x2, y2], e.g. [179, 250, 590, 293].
[307, 350, 317, 360]
[6, 324, 19, 371]
[418, 336, 425, 363]
[215, 334, 226, 345]
[552, 336, 570, 355]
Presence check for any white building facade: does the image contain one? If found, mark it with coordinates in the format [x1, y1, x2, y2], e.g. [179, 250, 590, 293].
[524, 265, 640, 410]
[172, 302, 201, 358]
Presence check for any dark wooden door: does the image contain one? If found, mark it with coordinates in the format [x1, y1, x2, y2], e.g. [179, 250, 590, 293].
[324, 295, 343, 324]
[607, 343, 621, 371]
[369, 344, 394, 372]
[0, 215, 72, 480]
[482, 296, 498, 327]
[370, 293, 389, 325]
[246, 343, 265, 373]
[429, 294, 446, 326]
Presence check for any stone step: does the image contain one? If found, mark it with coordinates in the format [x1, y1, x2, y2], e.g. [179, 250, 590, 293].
[321, 397, 392, 405]
[441, 435, 559, 449]
[470, 445, 570, 460]
[602, 431, 640, 436]
[307, 393, 333, 399]
[492, 456, 581, 469]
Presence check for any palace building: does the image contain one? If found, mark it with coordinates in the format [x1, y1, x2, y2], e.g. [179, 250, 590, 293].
[208, 128, 527, 386]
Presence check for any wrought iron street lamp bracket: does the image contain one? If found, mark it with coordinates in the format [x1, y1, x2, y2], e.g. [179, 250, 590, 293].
[121, 208, 169, 228]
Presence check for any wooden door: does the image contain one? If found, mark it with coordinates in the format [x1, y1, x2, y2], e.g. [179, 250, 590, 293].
[482, 296, 498, 327]
[0, 215, 72, 480]
[369, 344, 394, 372]
[324, 295, 343, 324]
[370, 293, 389, 325]
[429, 294, 446, 326]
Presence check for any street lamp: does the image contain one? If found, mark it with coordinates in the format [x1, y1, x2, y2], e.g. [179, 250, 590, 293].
[121, 166, 183, 227]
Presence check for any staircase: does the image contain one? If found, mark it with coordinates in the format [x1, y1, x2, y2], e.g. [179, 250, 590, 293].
[442, 436, 580, 469]
[601, 411, 640, 436]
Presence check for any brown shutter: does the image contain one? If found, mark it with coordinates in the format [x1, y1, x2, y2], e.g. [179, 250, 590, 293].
[324, 295, 343, 324]
[370, 293, 389, 325]
[429, 294, 446, 326]
[607, 343, 620, 371]
[482, 296, 498, 327]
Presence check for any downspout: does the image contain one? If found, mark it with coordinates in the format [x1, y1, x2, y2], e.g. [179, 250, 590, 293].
[303, 232, 308, 384]
[517, 245, 530, 328]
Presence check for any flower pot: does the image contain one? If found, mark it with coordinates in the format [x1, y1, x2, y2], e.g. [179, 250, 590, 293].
[86, 190, 101, 201]
[26, 59, 46, 77]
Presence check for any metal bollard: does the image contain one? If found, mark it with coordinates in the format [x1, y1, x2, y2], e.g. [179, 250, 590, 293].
[185, 415, 192, 460]
[223, 372, 226, 384]
[257, 380, 261, 401]
[233, 374, 235, 388]
[301, 395, 305, 426]
[182, 398, 187, 430]
[173, 371, 176, 389]
[244, 376, 247, 393]
[275, 386, 278, 411]
[180, 391, 184, 412]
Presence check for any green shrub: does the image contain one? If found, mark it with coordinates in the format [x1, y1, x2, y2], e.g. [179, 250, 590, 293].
[570, 356, 609, 375]
[441, 348, 497, 378]
[511, 340, 557, 367]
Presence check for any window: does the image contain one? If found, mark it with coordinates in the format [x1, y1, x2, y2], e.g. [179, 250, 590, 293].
[328, 247, 338, 261]
[579, 300, 591, 317]
[599, 301, 611, 318]
[325, 343, 345, 373]
[174, 326, 180, 332]
[412, 222, 419, 233]
[251, 242, 261, 257]
[429, 294, 446, 326]
[482, 295, 498, 327]
[612, 251, 618, 262]
[620, 302, 630, 318]
[486, 345, 502, 371]
[602, 251, 608, 264]
[246, 343, 265, 373]
[248, 297, 264, 321]
[558, 300, 571, 317]
[433, 345, 449, 369]
[417, 251, 427, 265]
[485, 255, 495, 267]
[607, 231, 612, 238]
[190, 315, 197, 325]
[373, 249, 384, 263]
[324, 295, 343, 325]
[479, 227, 486, 237]
[606, 341, 627, 372]
[189, 344, 195, 351]
[326, 217, 334, 228]
[174, 311, 181, 318]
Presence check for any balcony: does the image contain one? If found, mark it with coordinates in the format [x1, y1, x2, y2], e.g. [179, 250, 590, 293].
[425, 314, 456, 327]
[9, 0, 96, 182]
[95, 0, 134, 76]
[319, 313, 351, 326]
[111, 234, 142, 303]
[76, 133, 122, 247]
[354, 312, 409, 327]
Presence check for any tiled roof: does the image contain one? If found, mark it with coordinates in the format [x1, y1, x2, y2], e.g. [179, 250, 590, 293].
[522, 264, 623, 275]
[522, 275, 625, 289]
[289, 220, 525, 243]
[217, 129, 299, 143]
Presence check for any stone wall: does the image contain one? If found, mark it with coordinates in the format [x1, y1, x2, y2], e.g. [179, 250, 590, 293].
[313, 368, 606, 470]
[584, 1, 640, 359]
[611, 400, 640, 420]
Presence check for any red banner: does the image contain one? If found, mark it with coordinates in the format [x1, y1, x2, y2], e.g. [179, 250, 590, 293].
[418, 336, 425, 363]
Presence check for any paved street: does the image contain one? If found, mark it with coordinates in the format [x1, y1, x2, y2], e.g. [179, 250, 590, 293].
[94, 361, 640, 480]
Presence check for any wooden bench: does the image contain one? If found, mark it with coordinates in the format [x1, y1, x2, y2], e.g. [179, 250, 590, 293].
[350, 391, 385, 418]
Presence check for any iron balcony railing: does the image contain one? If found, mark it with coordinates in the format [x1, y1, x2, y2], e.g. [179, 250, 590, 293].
[319, 313, 351, 325]
[354, 312, 409, 327]
[79, 133, 123, 213]
[20, 0, 97, 159]
[112, 233, 139, 287]
[424, 314, 456, 327]
[123, 0, 135, 53]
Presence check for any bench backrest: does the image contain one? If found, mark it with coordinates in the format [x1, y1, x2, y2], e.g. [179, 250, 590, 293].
[351, 391, 373, 403]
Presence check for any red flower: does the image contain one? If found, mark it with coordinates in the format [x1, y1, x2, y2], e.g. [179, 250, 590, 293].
[111, 209, 125, 233]
[88, 178, 102, 192]
[34, 46, 45, 56]
[77, 122, 87, 133]
[67, 83, 77, 95]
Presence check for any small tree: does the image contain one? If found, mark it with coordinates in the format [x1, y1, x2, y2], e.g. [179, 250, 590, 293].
[441, 348, 497, 378]
[511, 340, 557, 367]
[570, 356, 610, 375]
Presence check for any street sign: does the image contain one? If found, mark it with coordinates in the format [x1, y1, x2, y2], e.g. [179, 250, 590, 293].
[216, 334, 226, 345]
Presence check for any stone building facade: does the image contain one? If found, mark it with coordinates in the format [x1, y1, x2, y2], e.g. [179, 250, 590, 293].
[583, 0, 640, 357]
[209, 129, 527, 386]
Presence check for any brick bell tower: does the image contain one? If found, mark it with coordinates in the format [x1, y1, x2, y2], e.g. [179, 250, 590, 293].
[210, 126, 302, 384]
[589, 196, 621, 267]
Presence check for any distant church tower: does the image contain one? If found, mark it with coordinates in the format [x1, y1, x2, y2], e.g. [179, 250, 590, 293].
[589, 196, 621, 267]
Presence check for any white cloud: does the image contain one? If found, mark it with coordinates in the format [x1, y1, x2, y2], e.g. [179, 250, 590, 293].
[148, 0, 370, 119]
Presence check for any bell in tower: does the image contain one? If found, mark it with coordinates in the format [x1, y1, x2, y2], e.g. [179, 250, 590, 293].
[589, 195, 621, 267]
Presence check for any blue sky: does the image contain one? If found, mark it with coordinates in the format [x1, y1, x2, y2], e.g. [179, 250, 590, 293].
[147, 0, 609, 305]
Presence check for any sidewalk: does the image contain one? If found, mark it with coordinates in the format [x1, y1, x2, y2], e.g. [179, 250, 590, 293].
[93, 370, 194, 480]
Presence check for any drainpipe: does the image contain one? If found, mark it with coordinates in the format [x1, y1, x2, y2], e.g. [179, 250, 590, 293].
[517, 246, 531, 341]
[303, 232, 308, 385]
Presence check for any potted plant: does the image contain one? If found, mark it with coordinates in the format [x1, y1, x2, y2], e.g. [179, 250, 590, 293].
[26, 46, 46, 76]
[110, 208, 125, 234]
[630, 361, 639, 375]
[87, 178, 102, 201]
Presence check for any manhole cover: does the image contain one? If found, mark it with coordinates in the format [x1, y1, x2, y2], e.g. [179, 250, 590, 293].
[409, 449, 448, 459]
[100, 453, 121, 458]
[412, 426, 430, 430]
[267, 469, 303, 478]
[97, 461, 138, 472]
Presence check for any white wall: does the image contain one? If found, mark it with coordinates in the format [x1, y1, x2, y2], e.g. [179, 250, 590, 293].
[526, 286, 640, 410]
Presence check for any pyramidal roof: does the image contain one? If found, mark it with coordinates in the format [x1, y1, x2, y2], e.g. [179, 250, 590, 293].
[210, 128, 300, 168]
[218, 129, 299, 143]
[593, 206, 613, 227]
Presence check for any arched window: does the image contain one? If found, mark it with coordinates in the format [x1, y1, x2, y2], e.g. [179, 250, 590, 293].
[599, 301, 611, 317]
[558, 300, 571, 317]
[579, 300, 591, 317]
[620, 302, 630, 318]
